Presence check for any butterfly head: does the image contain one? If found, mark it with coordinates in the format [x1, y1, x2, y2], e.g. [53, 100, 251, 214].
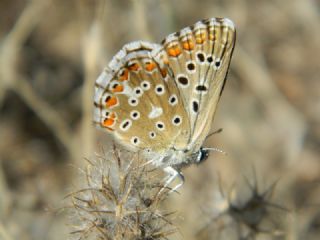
[197, 147, 210, 164]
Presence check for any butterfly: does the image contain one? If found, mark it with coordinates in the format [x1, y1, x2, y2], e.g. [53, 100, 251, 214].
[94, 17, 236, 190]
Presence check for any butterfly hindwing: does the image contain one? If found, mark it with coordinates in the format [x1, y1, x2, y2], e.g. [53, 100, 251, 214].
[94, 41, 190, 153]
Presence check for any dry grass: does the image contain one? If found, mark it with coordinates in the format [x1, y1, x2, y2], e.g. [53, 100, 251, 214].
[0, 0, 319, 239]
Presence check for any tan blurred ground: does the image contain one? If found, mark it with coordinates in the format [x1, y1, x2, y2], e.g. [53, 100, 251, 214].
[0, 0, 319, 239]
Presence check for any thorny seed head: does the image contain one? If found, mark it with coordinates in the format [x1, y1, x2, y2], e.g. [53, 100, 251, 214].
[67, 147, 177, 240]
[228, 177, 287, 237]
[197, 172, 288, 239]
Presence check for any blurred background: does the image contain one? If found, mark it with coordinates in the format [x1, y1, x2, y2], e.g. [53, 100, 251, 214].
[0, 0, 319, 239]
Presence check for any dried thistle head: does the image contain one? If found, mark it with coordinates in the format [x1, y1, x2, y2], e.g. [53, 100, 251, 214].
[227, 175, 287, 238]
[67, 147, 177, 240]
[197, 171, 288, 239]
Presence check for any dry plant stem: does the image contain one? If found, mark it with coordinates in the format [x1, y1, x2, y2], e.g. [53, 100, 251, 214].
[15, 77, 75, 154]
[0, 158, 11, 220]
[0, 0, 50, 100]
[97, 0, 115, 62]
[0, 0, 79, 160]
[159, 0, 176, 31]
[0, 0, 51, 91]
[80, 20, 103, 159]
[132, 0, 153, 41]
[78, 0, 114, 160]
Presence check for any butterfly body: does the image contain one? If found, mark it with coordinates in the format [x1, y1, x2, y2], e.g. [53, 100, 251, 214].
[94, 18, 236, 172]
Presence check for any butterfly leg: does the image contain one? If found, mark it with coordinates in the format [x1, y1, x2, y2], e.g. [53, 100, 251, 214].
[161, 166, 185, 193]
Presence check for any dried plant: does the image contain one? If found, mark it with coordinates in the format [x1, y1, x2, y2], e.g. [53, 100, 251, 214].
[67, 146, 177, 240]
[197, 172, 288, 240]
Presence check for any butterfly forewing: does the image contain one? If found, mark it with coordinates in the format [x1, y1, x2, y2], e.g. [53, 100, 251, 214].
[161, 18, 236, 151]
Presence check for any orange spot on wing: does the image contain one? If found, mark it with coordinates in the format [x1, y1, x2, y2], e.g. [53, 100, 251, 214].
[110, 112, 116, 119]
[167, 45, 182, 57]
[160, 68, 167, 78]
[163, 56, 169, 64]
[168, 48, 176, 57]
[128, 62, 140, 71]
[174, 47, 181, 56]
[145, 61, 156, 71]
[112, 84, 124, 93]
[119, 68, 129, 81]
[105, 96, 118, 107]
[103, 118, 115, 127]
[102, 111, 117, 129]
[182, 40, 194, 50]
[195, 32, 206, 44]
[209, 33, 215, 41]
[196, 38, 204, 44]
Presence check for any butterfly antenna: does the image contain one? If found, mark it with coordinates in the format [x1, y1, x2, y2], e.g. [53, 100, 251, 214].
[205, 128, 223, 140]
[202, 147, 227, 155]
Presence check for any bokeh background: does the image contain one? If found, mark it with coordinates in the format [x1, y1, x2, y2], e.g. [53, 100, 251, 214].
[0, 0, 319, 239]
